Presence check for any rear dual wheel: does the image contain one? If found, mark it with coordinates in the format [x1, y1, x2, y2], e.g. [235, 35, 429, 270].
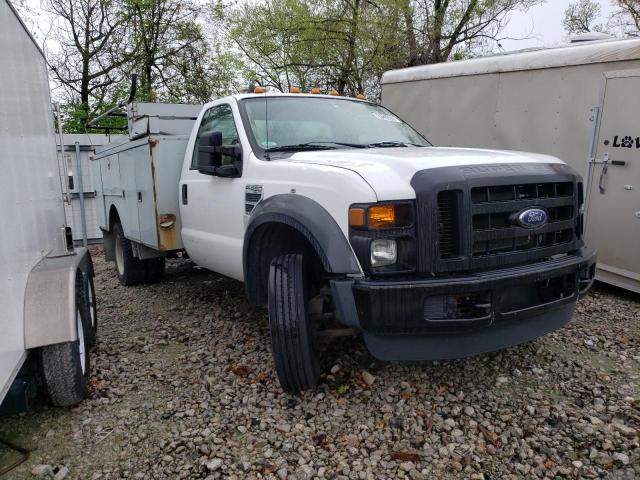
[268, 254, 320, 393]
[113, 222, 165, 286]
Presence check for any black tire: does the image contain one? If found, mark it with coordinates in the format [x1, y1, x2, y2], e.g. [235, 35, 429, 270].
[113, 222, 145, 286]
[144, 257, 165, 283]
[81, 266, 98, 346]
[41, 274, 90, 407]
[268, 254, 320, 393]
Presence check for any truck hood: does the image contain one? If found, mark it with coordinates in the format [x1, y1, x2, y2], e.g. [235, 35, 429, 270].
[285, 146, 564, 200]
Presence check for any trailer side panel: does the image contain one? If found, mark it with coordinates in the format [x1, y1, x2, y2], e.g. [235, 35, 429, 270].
[0, 0, 67, 400]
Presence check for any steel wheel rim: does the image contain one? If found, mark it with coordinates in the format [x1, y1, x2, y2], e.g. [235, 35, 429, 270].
[87, 280, 96, 328]
[76, 309, 86, 374]
[115, 235, 124, 276]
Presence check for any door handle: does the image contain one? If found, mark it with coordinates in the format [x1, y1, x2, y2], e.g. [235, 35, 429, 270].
[598, 154, 609, 194]
[182, 184, 188, 205]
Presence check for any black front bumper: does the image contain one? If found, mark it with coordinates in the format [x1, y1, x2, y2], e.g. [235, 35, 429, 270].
[331, 248, 596, 361]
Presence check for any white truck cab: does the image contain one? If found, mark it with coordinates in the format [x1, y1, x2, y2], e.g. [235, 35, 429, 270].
[94, 89, 596, 392]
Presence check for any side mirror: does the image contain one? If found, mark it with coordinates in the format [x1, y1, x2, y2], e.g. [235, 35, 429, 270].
[216, 164, 239, 177]
[197, 131, 242, 177]
[197, 132, 223, 175]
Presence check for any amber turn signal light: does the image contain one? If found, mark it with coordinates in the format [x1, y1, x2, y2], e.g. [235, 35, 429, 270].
[348, 207, 366, 227]
[349, 203, 412, 229]
[254, 86, 266, 93]
[368, 205, 396, 229]
[290, 86, 301, 93]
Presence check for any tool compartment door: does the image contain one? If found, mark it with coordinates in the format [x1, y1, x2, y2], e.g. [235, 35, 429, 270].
[586, 70, 640, 293]
[135, 140, 158, 248]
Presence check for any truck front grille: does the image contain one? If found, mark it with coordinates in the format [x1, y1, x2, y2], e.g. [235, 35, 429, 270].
[412, 164, 583, 274]
[470, 182, 575, 258]
[437, 191, 461, 258]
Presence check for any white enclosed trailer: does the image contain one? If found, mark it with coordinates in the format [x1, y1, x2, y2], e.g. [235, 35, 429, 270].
[381, 38, 640, 293]
[0, 0, 97, 411]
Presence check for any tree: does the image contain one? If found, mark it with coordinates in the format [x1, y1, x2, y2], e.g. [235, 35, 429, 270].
[563, 0, 639, 37]
[223, 0, 542, 98]
[562, 0, 603, 34]
[402, 0, 543, 66]
[610, 0, 640, 34]
[126, 0, 238, 103]
[43, 0, 132, 127]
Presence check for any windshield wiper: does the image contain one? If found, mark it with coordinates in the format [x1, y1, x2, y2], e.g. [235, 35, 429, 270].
[265, 141, 368, 152]
[265, 144, 336, 152]
[305, 141, 369, 148]
[368, 141, 425, 148]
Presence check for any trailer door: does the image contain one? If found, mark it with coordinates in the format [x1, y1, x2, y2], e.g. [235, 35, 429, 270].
[585, 70, 640, 293]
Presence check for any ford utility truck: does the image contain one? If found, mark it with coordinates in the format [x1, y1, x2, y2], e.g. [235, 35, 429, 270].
[93, 91, 596, 392]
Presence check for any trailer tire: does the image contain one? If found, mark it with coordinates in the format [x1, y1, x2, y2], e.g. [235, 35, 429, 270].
[144, 257, 165, 283]
[268, 254, 320, 393]
[113, 222, 145, 286]
[40, 274, 90, 407]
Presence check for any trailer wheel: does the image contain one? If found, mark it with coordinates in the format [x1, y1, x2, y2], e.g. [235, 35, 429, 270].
[268, 254, 320, 393]
[113, 222, 145, 286]
[40, 274, 90, 407]
[81, 265, 98, 346]
[144, 257, 165, 283]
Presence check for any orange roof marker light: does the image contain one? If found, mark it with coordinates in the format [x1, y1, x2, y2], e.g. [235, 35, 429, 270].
[310, 87, 322, 94]
[356, 92, 366, 100]
[290, 86, 301, 93]
[329, 89, 339, 96]
[254, 86, 267, 94]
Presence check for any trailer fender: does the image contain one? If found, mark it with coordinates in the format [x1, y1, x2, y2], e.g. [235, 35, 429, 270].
[24, 248, 91, 349]
[243, 194, 361, 304]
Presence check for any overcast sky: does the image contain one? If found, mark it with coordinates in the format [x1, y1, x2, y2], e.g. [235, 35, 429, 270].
[499, 0, 614, 51]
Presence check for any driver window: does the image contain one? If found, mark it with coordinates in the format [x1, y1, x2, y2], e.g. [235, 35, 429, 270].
[191, 104, 239, 168]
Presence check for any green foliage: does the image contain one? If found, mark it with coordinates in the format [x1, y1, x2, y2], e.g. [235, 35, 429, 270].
[47, 0, 544, 127]
[59, 102, 127, 134]
[224, 0, 408, 98]
[223, 0, 543, 99]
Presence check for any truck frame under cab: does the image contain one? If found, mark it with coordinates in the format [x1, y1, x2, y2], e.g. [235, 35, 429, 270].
[93, 91, 596, 392]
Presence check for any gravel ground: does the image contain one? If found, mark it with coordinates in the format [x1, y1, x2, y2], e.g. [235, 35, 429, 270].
[1, 248, 639, 479]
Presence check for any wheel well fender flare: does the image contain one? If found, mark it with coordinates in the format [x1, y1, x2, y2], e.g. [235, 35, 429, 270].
[243, 194, 361, 303]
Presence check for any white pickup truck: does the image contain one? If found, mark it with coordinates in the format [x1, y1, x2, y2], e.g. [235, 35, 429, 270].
[93, 90, 596, 392]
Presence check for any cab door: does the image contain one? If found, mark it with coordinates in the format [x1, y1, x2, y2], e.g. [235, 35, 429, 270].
[179, 102, 246, 280]
[585, 70, 640, 293]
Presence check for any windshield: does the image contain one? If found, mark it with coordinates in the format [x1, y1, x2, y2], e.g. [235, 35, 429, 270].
[239, 96, 431, 154]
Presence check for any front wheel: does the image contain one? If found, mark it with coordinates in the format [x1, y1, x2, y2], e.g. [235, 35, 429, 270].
[268, 254, 320, 393]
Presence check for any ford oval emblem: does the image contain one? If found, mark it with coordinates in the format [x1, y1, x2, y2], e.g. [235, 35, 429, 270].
[517, 207, 548, 229]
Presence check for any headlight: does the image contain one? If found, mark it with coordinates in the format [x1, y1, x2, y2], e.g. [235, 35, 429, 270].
[349, 201, 416, 275]
[371, 239, 397, 267]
